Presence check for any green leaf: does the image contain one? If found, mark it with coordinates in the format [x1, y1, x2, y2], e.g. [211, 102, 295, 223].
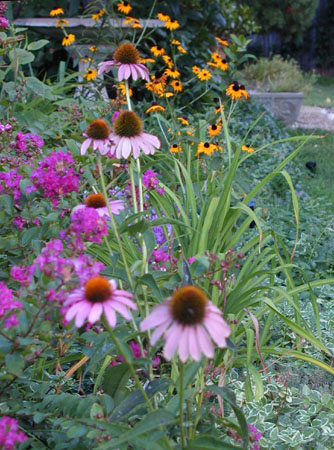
[20, 227, 40, 246]
[90, 403, 104, 419]
[110, 379, 170, 422]
[187, 435, 244, 449]
[137, 274, 163, 301]
[9, 49, 35, 65]
[27, 39, 49, 51]
[5, 353, 24, 376]
[102, 363, 131, 399]
[204, 386, 249, 449]
[67, 424, 87, 438]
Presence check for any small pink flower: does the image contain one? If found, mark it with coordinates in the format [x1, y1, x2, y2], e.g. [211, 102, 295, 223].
[98, 42, 149, 82]
[80, 119, 114, 156]
[72, 192, 124, 217]
[110, 110, 160, 159]
[0, 416, 28, 449]
[140, 285, 231, 362]
[64, 276, 136, 328]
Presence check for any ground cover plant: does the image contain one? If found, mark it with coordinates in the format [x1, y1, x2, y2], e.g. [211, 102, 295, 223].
[0, 1, 334, 449]
[303, 76, 334, 108]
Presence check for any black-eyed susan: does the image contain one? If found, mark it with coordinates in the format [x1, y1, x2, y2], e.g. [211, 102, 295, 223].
[197, 69, 212, 82]
[165, 68, 180, 79]
[62, 34, 75, 46]
[177, 117, 189, 126]
[90, 45, 97, 52]
[218, 58, 229, 71]
[197, 142, 218, 156]
[92, 9, 104, 20]
[208, 123, 221, 137]
[216, 37, 229, 46]
[157, 12, 170, 22]
[170, 80, 182, 93]
[242, 144, 254, 153]
[165, 19, 180, 31]
[56, 18, 69, 27]
[130, 19, 142, 29]
[139, 57, 156, 64]
[170, 143, 182, 153]
[118, 82, 132, 97]
[162, 55, 173, 68]
[145, 103, 165, 114]
[211, 52, 222, 63]
[50, 7, 64, 16]
[192, 65, 201, 75]
[150, 45, 166, 57]
[123, 16, 137, 25]
[171, 39, 181, 45]
[164, 91, 174, 98]
[145, 81, 164, 97]
[177, 45, 187, 54]
[226, 81, 250, 100]
[98, 42, 149, 82]
[84, 68, 98, 81]
[117, 1, 132, 14]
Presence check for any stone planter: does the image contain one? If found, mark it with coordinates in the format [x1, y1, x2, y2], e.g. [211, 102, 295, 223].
[249, 91, 304, 126]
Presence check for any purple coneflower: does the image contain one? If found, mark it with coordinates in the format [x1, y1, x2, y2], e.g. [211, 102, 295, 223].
[98, 42, 149, 81]
[80, 119, 114, 156]
[72, 193, 124, 217]
[109, 110, 160, 159]
[140, 285, 231, 362]
[64, 276, 136, 328]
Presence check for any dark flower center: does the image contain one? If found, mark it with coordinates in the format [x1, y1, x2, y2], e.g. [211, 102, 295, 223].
[114, 42, 139, 64]
[85, 193, 106, 208]
[204, 143, 210, 148]
[85, 276, 111, 303]
[211, 125, 217, 130]
[170, 285, 208, 325]
[114, 110, 143, 137]
[86, 119, 110, 140]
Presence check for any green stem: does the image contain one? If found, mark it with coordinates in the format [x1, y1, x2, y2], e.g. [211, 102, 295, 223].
[97, 157, 134, 289]
[124, 79, 132, 111]
[129, 162, 138, 214]
[135, 0, 157, 46]
[179, 362, 186, 448]
[104, 320, 153, 410]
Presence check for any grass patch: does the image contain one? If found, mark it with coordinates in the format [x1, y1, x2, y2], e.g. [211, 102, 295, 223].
[292, 129, 334, 213]
[303, 75, 334, 108]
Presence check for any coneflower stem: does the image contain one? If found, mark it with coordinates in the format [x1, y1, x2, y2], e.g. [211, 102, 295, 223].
[124, 79, 132, 111]
[179, 362, 186, 448]
[97, 157, 134, 289]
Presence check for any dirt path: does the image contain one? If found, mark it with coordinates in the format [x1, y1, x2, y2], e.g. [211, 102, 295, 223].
[292, 105, 334, 130]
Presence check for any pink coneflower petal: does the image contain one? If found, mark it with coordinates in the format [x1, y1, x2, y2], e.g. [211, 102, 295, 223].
[120, 136, 132, 158]
[81, 138, 92, 155]
[98, 61, 115, 75]
[88, 302, 103, 323]
[140, 305, 171, 330]
[113, 289, 133, 298]
[164, 322, 183, 360]
[124, 64, 131, 79]
[139, 285, 231, 362]
[189, 326, 202, 362]
[151, 321, 171, 345]
[110, 301, 132, 320]
[142, 132, 160, 148]
[103, 303, 117, 327]
[63, 276, 135, 329]
[179, 326, 190, 362]
[109, 200, 125, 214]
[196, 325, 215, 358]
[136, 64, 149, 81]
[130, 65, 138, 80]
[75, 305, 90, 328]
[118, 64, 125, 79]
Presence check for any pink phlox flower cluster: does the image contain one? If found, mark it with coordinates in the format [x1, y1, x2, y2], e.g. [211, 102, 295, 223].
[0, 122, 12, 134]
[149, 248, 177, 271]
[0, 416, 28, 450]
[110, 340, 161, 367]
[10, 265, 33, 286]
[0, 15, 9, 29]
[0, 281, 22, 328]
[0, 2, 8, 14]
[13, 216, 29, 230]
[68, 207, 108, 248]
[30, 151, 80, 208]
[249, 424, 262, 449]
[142, 169, 164, 195]
[0, 169, 22, 203]
[14, 131, 26, 152]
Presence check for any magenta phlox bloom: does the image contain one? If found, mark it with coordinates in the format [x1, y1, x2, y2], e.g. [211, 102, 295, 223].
[142, 169, 164, 195]
[0, 281, 22, 328]
[0, 416, 28, 450]
[0, 170, 22, 203]
[69, 207, 108, 245]
[0, 16, 9, 29]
